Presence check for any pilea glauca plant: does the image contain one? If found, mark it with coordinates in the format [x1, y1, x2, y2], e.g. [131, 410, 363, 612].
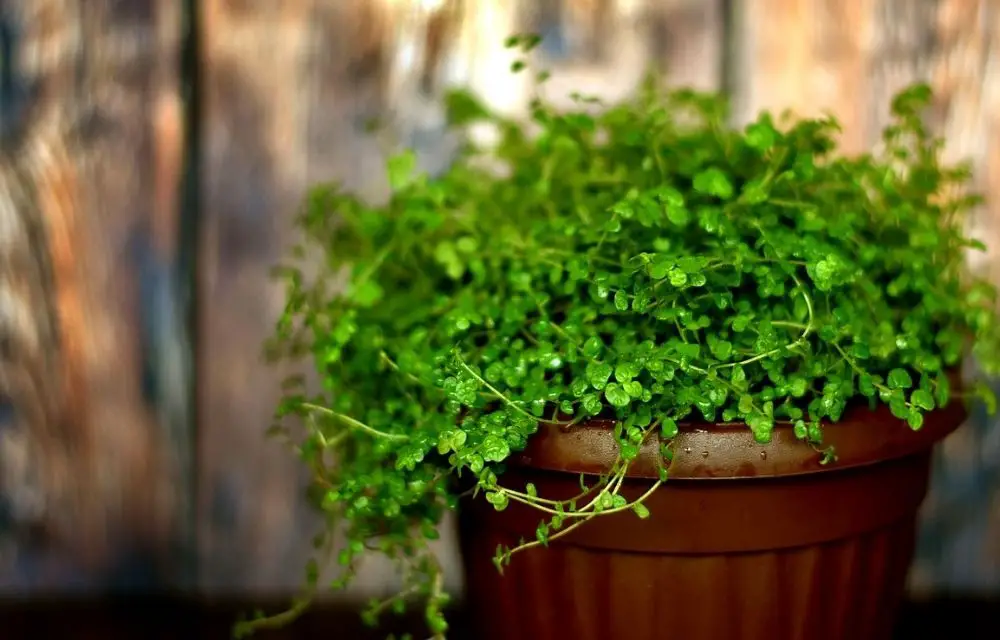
[236, 35, 1000, 640]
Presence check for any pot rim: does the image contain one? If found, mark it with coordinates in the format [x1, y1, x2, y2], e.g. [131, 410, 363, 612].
[510, 399, 967, 480]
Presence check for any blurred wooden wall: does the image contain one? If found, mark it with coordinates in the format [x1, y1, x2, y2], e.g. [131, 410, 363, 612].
[0, 0, 188, 589]
[1, 0, 998, 598]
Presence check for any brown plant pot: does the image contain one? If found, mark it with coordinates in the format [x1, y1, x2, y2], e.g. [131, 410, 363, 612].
[458, 401, 966, 640]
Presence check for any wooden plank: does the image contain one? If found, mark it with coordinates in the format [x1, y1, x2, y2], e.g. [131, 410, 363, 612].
[538, 0, 725, 108]
[0, 0, 184, 589]
[729, 0, 874, 152]
[197, 0, 392, 595]
[730, 0, 1000, 593]
[907, 0, 1000, 593]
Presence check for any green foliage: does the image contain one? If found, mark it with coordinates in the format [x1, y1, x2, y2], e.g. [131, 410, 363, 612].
[241, 41, 1000, 640]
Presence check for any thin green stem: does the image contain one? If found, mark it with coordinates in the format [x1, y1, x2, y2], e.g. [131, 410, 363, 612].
[831, 343, 913, 410]
[455, 354, 566, 426]
[715, 274, 815, 370]
[300, 402, 410, 441]
[501, 479, 662, 562]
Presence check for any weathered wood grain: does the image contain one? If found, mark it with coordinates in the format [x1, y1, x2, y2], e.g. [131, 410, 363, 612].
[0, 0, 183, 589]
[541, 0, 723, 103]
[197, 0, 402, 595]
[729, 0, 875, 152]
[910, 1, 1000, 593]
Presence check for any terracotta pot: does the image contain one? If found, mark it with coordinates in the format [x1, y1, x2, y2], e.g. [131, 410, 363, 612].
[458, 401, 965, 640]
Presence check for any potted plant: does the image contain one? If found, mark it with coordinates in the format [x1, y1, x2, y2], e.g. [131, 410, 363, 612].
[237, 36, 1000, 640]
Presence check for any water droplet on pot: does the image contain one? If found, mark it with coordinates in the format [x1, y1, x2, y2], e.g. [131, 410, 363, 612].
[683, 447, 692, 454]
[760, 451, 767, 460]
[701, 451, 709, 458]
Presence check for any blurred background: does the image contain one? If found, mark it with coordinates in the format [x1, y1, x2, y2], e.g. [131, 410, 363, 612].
[0, 0, 998, 636]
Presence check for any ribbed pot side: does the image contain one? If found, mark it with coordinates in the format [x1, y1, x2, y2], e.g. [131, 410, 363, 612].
[457, 402, 966, 640]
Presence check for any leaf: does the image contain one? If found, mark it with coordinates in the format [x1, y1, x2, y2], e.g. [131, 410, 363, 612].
[444, 89, 490, 125]
[615, 361, 637, 382]
[887, 368, 913, 390]
[583, 336, 604, 357]
[632, 503, 650, 519]
[534, 522, 550, 547]
[676, 343, 700, 360]
[740, 180, 769, 204]
[745, 120, 777, 151]
[811, 260, 835, 290]
[653, 186, 685, 208]
[793, 420, 807, 440]
[889, 394, 909, 419]
[660, 417, 679, 438]
[649, 261, 672, 280]
[587, 362, 614, 390]
[521, 34, 543, 50]
[738, 394, 754, 414]
[467, 454, 484, 474]
[732, 315, 751, 332]
[859, 373, 876, 397]
[910, 388, 935, 411]
[666, 204, 690, 226]
[437, 429, 468, 455]
[731, 365, 748, 388]
[434, 241, 466, 280]
[351, 280, 384, 307]
[582, 393, 602, 415]
[789, 376, 808, 398]
[747, 413, 774, 443]
[481, 435, 511, 462]
[486, 491, 509, 511]
[850, 342, 870, 359]
[605, 383, 631, 407]
[632, 288, 652, 312]
[614, 289, 630, 311]
[386, 150, 417, 190]
[692, 168, 734, 200]
[934, 373, 951, 407]
[668, 268, 688, 287]
[710, 339, 733, 361]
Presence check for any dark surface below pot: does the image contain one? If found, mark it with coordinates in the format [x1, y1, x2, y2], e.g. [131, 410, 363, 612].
[0, 594, 997, 639]
[459, 402, 967, 640]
